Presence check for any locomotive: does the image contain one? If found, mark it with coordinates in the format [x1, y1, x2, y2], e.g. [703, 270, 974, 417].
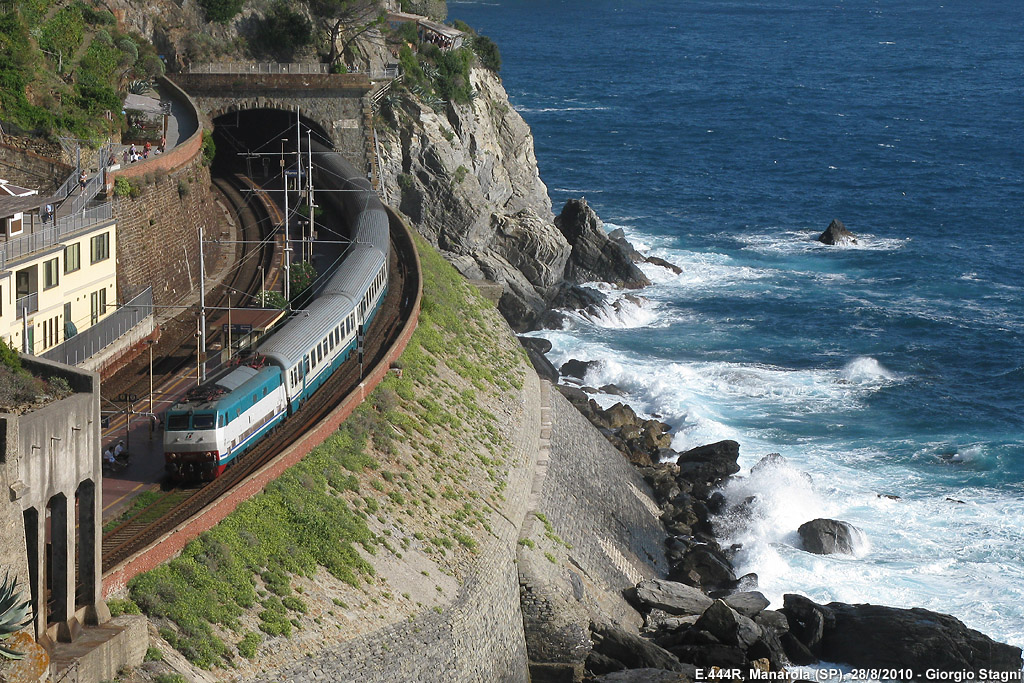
[163, 144, 390, 481]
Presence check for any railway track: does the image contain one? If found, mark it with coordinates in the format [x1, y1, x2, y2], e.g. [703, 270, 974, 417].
[101, 212, 415, 573]
[100, 173, 278, 413]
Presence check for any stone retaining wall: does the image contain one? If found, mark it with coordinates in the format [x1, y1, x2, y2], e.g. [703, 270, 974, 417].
[0, 142, 71, 193]
[518, 388, 669, 679]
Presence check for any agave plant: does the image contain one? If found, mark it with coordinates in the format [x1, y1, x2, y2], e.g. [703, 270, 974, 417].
[0, 571, 32, 660]
[126, 79, 153, 95]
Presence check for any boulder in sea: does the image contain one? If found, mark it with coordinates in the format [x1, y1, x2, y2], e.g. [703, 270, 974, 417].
[797, 518, 863, 555]
[517, 335, 553, 355]
[818, 218, 857, 245]
[560, 358, 601, 380]
[600, 383, 629, 397]
[647, 256, 683, 275]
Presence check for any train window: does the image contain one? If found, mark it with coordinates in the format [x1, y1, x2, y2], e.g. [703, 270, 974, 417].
[193, 414, 215, 429]
[167, 414, 189, 431]
[218, 415, 225, 428]
[253, 394, 258, 404]
[304, 356, 309, 374]
[263, 387, 268, 397]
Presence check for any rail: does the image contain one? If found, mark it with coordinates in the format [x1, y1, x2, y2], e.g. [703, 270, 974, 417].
[187, 62, 401, 80]
[15, 292, 37, 319]
[0, 203, 113, 270]
[42, 287, 153, 366]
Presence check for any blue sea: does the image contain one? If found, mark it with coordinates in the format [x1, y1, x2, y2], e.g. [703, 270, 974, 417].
[452, 0, 1024, 649]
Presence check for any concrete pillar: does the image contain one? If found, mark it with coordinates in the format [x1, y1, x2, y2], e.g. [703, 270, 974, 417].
[23, 507, 43, 641]
[77, 480, 108, 626]
[48, 493, 78, 642]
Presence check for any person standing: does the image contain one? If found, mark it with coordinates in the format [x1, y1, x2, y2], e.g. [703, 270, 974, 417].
[79, 170, 87, 192]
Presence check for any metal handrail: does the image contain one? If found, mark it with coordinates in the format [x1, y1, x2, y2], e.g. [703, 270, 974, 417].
[0, 204, 112, 271]
[188, 62, 331, 75]
[42, 287, 153, 366]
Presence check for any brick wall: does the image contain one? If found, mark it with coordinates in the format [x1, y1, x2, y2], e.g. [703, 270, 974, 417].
[110, 155, 215, 307]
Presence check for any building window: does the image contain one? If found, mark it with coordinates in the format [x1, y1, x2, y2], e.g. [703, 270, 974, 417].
[43, 258, 59, 290]
[90, 232, 109, 264]
[90, 287, 106, 325]
[64, 243, 80, 273]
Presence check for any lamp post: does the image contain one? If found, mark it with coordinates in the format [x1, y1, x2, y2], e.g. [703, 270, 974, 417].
[145, 337, 156, 437]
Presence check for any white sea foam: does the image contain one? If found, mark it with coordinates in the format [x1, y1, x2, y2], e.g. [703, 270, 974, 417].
[731, 228, 911, 254]
[570, 293, 659, 329]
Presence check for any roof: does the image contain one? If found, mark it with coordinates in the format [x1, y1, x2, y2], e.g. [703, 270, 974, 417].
[0, 180, 38, 197]
[210, 307, 287, 333]
[418, 19, 464, 39]
[123, 93, 165, 116]
[387, 11, 422, 22]
[0, 196, 44, 217]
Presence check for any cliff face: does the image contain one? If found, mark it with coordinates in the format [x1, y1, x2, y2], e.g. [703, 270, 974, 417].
[377, 67, 647, 330]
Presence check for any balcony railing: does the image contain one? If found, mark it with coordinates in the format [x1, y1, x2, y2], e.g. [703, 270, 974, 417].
[15, 292, 38, 319]
[0, 204, 112, 271]
[42, 287, 153, 366]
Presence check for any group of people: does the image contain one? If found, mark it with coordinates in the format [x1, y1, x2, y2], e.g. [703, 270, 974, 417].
[121, 137, 167, 165]
[102, 441, 128, 471]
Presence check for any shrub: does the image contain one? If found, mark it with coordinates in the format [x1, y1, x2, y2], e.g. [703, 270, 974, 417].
[473, 34, 501, 73]
[201, 130, 216, 166]
[106, 598, 141, 617]
[255, 1, 311, 59]
[178, 178, 190, 197]
[237, 631, 260, 659]
[198, 0, 244, 23]
[0, 339, 20, 373]
[144, 647, 163, 661]
[113, 177, 131, 197]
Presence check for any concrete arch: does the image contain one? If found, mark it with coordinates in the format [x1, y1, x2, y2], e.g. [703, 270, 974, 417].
[209, 104, 334, 147]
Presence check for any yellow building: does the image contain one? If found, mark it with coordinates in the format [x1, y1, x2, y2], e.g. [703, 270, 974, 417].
[0, 194, 117, 356]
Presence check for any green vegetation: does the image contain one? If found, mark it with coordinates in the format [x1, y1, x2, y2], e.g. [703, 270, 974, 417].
[201, 131, 217, 166]
[255, 1, 312, 59]
[0, 4, 165, 139]
[144, 647, 164, 662]
[106, 598, 141, 617]
[198, 0, 243, 24]
[0, 571, 31, 660]
[129, 236, 528, 668]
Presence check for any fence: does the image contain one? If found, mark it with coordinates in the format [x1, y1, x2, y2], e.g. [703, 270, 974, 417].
[187, 62, 401, 80]
[188, 62, 331, 75]
[42, 287, 153, 366]
[0, 203, 113, 270]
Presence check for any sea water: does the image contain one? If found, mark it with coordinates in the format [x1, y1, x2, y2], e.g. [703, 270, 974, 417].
[451, 0, 1024, 648]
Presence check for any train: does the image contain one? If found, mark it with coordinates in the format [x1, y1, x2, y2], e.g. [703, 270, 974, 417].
[163, 143, 390, 481]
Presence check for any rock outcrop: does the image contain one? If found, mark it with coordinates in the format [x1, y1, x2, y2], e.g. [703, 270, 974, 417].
[818, 218, 857, 245]
[797, 518, 863, 555]
[781, 596, 1023, 674]
[379, 67, 650, 330]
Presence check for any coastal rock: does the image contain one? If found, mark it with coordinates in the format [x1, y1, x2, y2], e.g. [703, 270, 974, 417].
[780, 594, 835, 657]
[589, 623, 684, 673]
[723, 591, 771, 619]
[797, 599, 1024, 674]
[523, 347, 560, 383]
[797, 518, 863, 555]
[669, 546, 738, 589]
[674, 441, 742, 491]
[694, 599, 763, 649]
[591, 668, 695, 683]
[599, 402, 638, 430]
[635, 579, 713, 617]
[608, 227, 646, 263]
[818, 219, 857, 245]
[560, 359, 601, 380]
[517, 335, 553, 355]
[556, 198, 651, 288]
[647, 256, 683, 275]
[600, 384, 628, 397]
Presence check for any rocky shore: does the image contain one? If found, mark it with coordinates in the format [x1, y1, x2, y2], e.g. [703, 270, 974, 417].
[519, 355, 1024, 681]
